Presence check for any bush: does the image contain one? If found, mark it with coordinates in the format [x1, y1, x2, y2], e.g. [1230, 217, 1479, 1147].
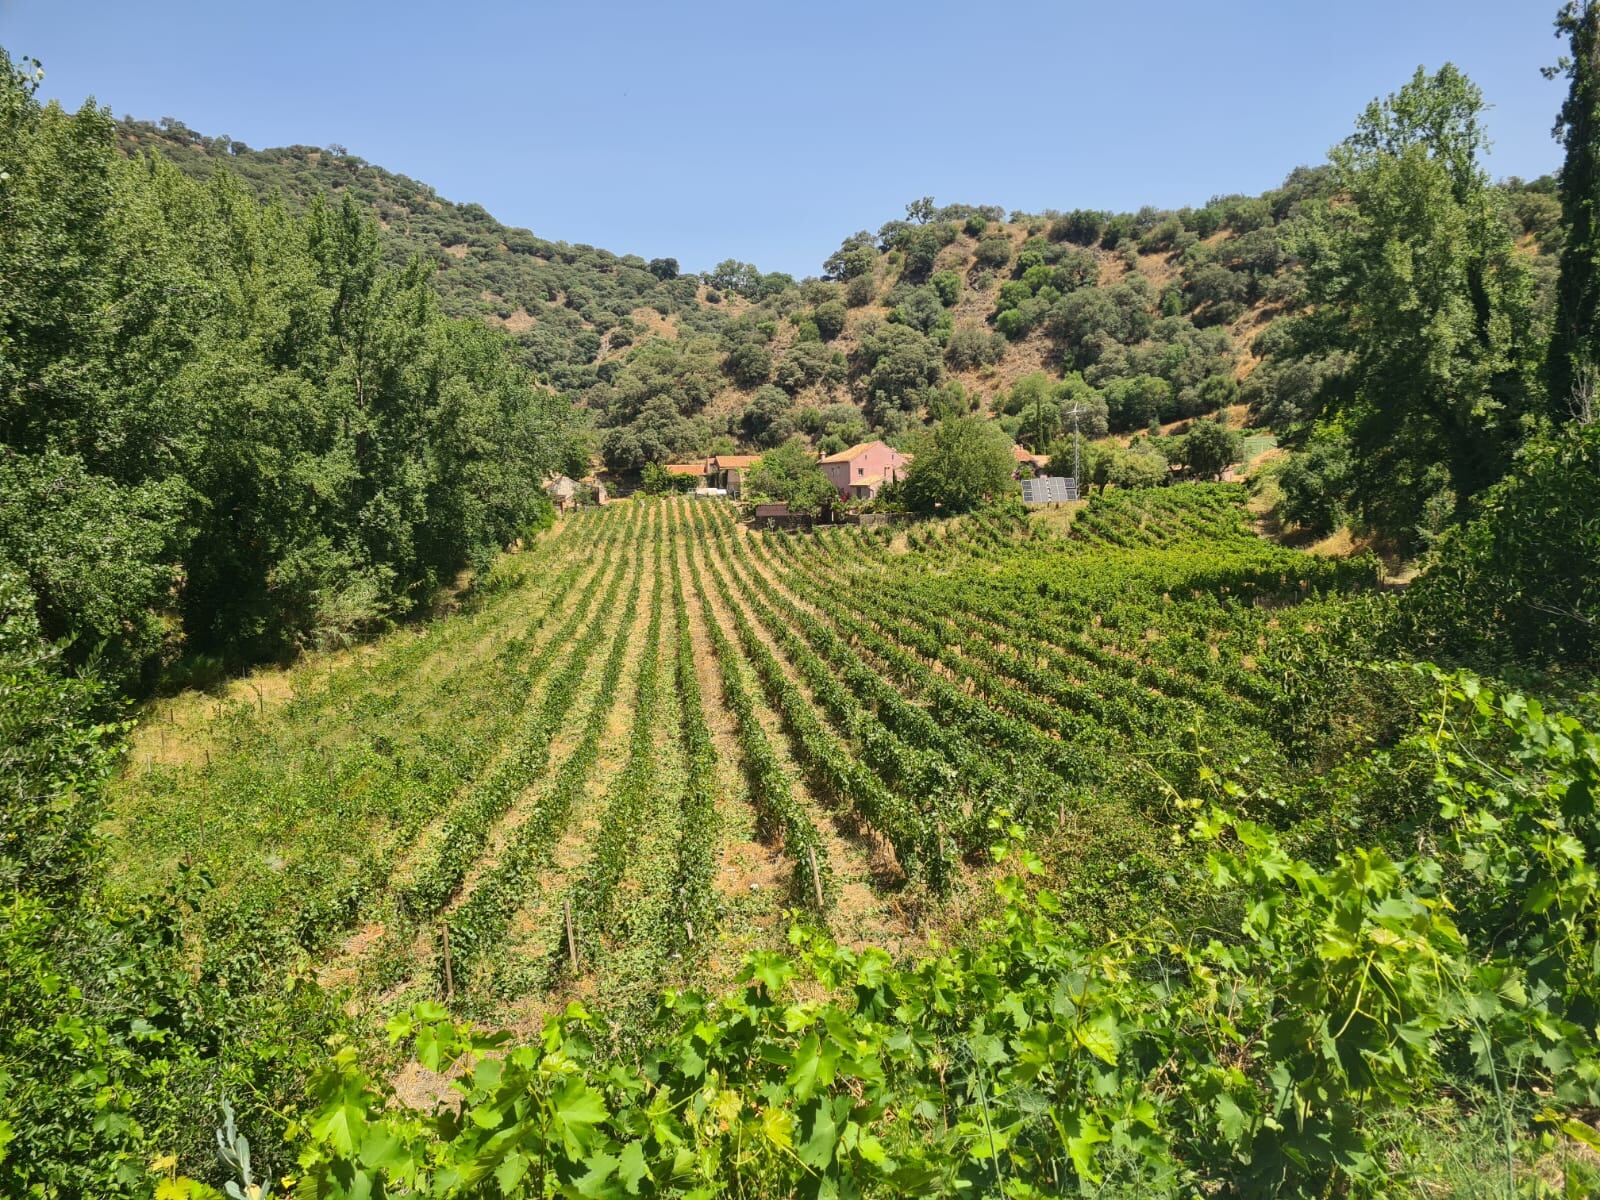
[1048, 209, 1107, 245]
[1102, 374, 1173, 429]
[1277, 431, 1354, 535]
[851, 323, 943, 424]
[774, 341, 845, 394]
[739, 385, 799, 448]
[929, 270, 961, 307]
[812, 300, 847, 341]
[1399, 421, 1600, 670]
[740, 436, 836, 514]
[945, 325, 1007, 370]
[844, 275, 875, 307]
[723, 340, 773, 387]
[974, 234, 1013, 269]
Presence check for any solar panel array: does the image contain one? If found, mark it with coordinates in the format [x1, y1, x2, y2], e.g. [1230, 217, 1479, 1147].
[1020, 476, 1079, 504]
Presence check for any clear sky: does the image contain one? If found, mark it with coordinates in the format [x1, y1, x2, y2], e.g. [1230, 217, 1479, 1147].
[0, 0, 1568, 277]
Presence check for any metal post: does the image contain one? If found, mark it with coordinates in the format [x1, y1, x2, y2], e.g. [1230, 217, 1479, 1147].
[564, 898, 579, 973]
[807, 846, 825, 910]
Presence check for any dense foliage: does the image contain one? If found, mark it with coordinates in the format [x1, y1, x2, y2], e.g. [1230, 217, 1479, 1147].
[1398, 419, 1600, 670]
[898, 416, 1015, 513]
[275, 668, 1600, 1199]
[1292, 66, 1547, 548]
[2, 53, 574, 680]
[1549, 2, 1600, 413]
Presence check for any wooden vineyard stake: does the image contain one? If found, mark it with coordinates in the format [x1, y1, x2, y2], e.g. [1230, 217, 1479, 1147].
[807, 846, 825, 910]
[564, 898, 579, 973]
[684, 920, 695, 944]
[441, 924, 454, 1003]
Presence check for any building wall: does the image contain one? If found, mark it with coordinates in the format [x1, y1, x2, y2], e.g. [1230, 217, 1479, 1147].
[823, 442, 908, 498]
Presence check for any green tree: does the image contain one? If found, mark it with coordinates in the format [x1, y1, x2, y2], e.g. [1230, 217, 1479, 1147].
[929, 269, 961, 307]
[851, 322, 943, 426]
[901, 416, 1015, 513]
[1277, 430, 1355, 534]
[1549, 2, 1600, 416]
[740, 385, 798, 448]
[723, 339, 773, 387]
[812, 300, 847, 341]
[1400, 419, 1600, 667]
[1177, 415, 1245, 480]
[708, 259, 762, 298]
[1298, 65, 1546, 546]
[741, 436, 836, 515]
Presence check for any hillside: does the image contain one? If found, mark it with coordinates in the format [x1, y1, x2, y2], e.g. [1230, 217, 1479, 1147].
[122, 121, 1562, 478]
[115, 119, 730, 393]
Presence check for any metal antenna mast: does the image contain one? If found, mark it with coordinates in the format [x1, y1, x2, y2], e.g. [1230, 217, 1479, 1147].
[1062, 405, 1090, 489]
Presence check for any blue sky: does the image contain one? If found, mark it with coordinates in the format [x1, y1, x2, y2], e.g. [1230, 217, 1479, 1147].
[1, 0, 1568, 276]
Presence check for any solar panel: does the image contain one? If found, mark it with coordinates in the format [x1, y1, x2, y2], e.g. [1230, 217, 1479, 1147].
[1021, 476, 1078, 504]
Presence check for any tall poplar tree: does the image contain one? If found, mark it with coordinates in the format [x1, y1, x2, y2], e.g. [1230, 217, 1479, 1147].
[1297, 66, 1545, 548]
[1550, 1, 1600, 418]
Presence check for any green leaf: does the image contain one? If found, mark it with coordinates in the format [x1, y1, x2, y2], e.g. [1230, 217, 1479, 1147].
[1059, 1110, 1108, 1182]
[495, 1150, 529, 1195]
[617, 1140, 648, 1194]
[575, 1150, 619, 1198]
[311, 1102, 363, 1155]
[1073, 1013, 1121, 1065]
[551, 1078, 610, 1159]
[799, 1098, 840, 1169]
[1215, 1094, 1248, 1143]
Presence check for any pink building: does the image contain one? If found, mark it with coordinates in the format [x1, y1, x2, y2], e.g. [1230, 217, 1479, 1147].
[819, 440, 910, 501]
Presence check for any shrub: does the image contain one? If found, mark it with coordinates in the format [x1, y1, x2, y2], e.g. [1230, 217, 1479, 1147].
[1048, 209, 1107, 245]
[1399, 421, 1600, 669]
[812, 300, 847, 341]
[945, 325, 1007, 370]
[973, 234, 1013, 269]
[723, 340, 773, 387]
[1277, 431, 1354, 535]
[929, 270, 961, 307]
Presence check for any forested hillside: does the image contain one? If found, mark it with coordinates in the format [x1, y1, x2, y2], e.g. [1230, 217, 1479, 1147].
[123, 116, 1563, 520]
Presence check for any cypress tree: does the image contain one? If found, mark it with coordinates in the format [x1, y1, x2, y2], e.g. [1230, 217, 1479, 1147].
[1550, 1, 1600, 418]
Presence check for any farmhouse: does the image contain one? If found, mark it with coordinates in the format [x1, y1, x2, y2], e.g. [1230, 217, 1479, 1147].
[662, 462, 707, 483]
[818, 440, 909, 501]
[544, 474, 580, 512]
[708, 454, 761, 498]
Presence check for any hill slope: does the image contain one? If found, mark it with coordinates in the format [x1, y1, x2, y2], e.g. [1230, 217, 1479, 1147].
[121, 121, 1561, 472]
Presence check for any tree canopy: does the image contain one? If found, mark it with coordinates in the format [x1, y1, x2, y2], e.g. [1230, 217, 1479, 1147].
[900, 416, 1015, 514]
[741, 437, 837, 515]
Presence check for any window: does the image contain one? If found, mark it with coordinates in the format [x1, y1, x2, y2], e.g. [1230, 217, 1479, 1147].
[857, 466, 864, 476]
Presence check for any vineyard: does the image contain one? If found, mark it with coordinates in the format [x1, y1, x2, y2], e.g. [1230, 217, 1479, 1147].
[112, 484, 1384, 1025]
[95, 486, 1600, 1196]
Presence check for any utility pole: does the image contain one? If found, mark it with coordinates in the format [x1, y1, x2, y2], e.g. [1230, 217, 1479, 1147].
[1062, 405, 1089, 494]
